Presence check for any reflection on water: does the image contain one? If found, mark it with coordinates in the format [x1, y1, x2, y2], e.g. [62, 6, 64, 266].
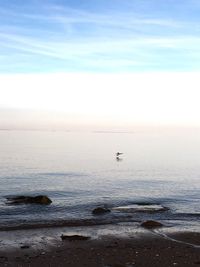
[116, 157, 123, 162]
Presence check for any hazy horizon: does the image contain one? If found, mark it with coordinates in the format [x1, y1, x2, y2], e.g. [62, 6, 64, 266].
[2, 107, 200, 132]
[1, 1, 200, 129]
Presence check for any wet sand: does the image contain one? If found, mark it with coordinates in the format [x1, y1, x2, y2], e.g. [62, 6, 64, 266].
[0, 226, 200, 267]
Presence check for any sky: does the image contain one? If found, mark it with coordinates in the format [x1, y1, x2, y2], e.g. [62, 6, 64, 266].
[1, 0, 200, 130]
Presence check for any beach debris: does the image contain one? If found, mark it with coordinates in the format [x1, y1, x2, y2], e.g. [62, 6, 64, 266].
[20, 245, 30, 249]
[92, 207, 111, 215]
[61, 234, 90, 241]
[141, 220, 163, 229]
[6, 195, 52, 205]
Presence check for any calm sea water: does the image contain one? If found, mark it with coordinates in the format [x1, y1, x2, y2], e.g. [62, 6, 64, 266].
[0, 129, 200, 230]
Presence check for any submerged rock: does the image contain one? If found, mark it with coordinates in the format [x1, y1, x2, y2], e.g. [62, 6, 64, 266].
[92, 207, 111, 215]
[137, 206, 169, 213]
[141, 220, 163, 229]
[113, 204, 169, 213]
[61, 235, 90, 241]
[6, 195, 52, 205]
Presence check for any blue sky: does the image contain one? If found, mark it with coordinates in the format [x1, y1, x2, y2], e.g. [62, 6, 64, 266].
[1, 0, 200, 73]
[1, 1, 200, 129]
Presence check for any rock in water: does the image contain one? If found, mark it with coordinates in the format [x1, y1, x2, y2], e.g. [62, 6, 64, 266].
[61, 235, 90, 241]
[32, 195, 52, 204]
[20, 245, 30, 249]
[92, 207, 111, 215]
[6, 195, 52, 205]
[141, 220, 163, 229]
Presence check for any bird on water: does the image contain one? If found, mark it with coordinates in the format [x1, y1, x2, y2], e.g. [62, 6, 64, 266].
[116, 152, 123, 156]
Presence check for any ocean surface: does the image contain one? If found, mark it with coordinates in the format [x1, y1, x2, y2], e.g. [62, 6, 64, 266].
[0, 129, 200, 230]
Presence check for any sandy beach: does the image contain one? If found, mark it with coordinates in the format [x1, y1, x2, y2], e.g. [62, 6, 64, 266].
[0, 225, 200, 267]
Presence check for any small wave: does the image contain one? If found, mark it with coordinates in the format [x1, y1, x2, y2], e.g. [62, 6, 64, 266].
[0, 215, 138, 232]
[112, 204, 169, 213]
[38, 172, 86, 177]
[173, 212, 200, 218]
[153, 230, 200, 249]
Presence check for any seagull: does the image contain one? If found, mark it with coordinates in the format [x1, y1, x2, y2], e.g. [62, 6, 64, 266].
[116, 152, 123, 157]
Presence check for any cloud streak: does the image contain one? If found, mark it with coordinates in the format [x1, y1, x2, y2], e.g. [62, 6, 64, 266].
[0, 0, 200, 72]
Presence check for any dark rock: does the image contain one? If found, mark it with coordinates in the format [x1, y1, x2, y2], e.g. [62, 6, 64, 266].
[141, 220, 163, 229]
[0, 256, 8, 261]
[61, 235, 90, 241]
[6, 195, 52, 205]
[20, 245, 30, 249]
[92, 207, 111, 215]
[135, 202, 154, 206]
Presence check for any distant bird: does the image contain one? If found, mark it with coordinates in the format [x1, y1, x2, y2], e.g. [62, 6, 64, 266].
[116, 152, 123, 157]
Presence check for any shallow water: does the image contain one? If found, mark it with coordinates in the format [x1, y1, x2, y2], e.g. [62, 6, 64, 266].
[0, 129, 200, 230]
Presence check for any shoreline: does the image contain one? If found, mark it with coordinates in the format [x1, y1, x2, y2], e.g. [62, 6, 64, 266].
[0, 224, 200, 266]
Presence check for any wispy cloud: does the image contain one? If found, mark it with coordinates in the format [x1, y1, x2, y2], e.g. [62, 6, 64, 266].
[0, 1, 200, 73]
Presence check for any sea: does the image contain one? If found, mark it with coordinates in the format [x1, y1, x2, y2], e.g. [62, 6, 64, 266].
[0, 129, 200, 231]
